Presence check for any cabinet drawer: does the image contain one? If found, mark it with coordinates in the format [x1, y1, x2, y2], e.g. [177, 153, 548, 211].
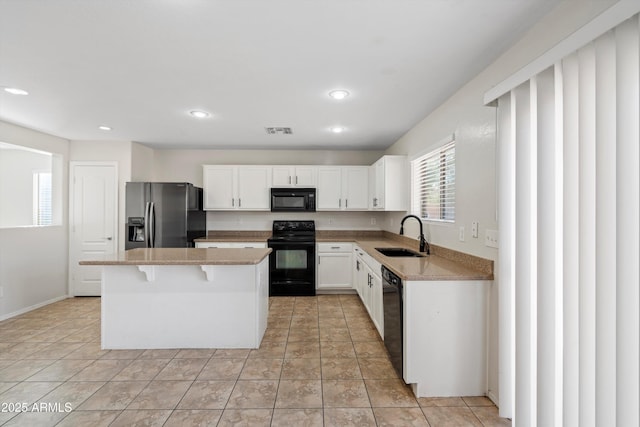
[317, 243, 353, 253]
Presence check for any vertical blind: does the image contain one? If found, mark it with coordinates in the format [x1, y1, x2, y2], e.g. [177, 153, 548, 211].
[494, 12, 639, 427]
[411, 139, 455, 222]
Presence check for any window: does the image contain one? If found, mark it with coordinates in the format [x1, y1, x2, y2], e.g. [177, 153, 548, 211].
[33, 171, 52, 225]
[411, 138, 455, 222]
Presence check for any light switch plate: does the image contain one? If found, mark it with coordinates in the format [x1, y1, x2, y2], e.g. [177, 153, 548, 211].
[459, 226, 465, 242]
[471, 221, 479, 238]
[485, 229, 499, 248]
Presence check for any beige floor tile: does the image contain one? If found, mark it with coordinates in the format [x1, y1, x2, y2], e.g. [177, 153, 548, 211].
[55, 410, 121, 427]
[70, 359, 133, 381]
[285, 341, 321, 359]
[212, 348, 251, 359]
[324, 407, 377, 426]
[154, 358, 207, 380]
[2, 409, 69, 426]
[63, 342, 109, 359]
[24, 342, 84, 359]
[320, 328, 352, 342]
[262, 328, 289, 342]
[164, 409, 222, 427]
[322, 358, 362, 380]
[365, 379, 419, 408]
[239, 357, 283, 380]
[353, 341, 388, 358]
[272, 408, 323, 427]
[139, 349, 180, 359]
[275, 379, 323, 408]
[373, 407, 431, 426]
[0, 359, 55, 381]
[287, 327, 320, 342]
[422, 406, 484, 427]
[322, 379, 371, 408]
[358, 358, 399, 380]
[268, 317, 292, 329]
[226, 379, 279, 408]
[175, 348, 216, 358]
[111, 358, 171, 381]
[417, 396, 467, 407]
[25, 359, 93, 381]
[321, 341, 357, 358]
[101, 349, 145, 360]
[198, 358, 246, 380]
[470, 406, 512, 427]
[0, 381, 18, 394]
[281, 357, 322, 380]
[463, 396, 496, 407]
[248, 341, 286, 359]
[127, 380, 192, 409]
[319, 317, 348, 328]
[77, 381, 148, 410]
[348, 327, 381, 342]
[217, 408, 273, 427]
[290, 316, 319, 328]
[0, 380, 61, 404]
[39, 380, 105, 408]
[177, 380, 236, 409]
[110, 409, 172, 427]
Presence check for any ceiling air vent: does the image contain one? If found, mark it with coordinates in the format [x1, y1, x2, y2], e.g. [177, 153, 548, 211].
[265, 127, 293, 135]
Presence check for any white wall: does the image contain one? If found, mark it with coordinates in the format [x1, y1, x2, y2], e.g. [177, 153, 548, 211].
[0, 121, 70, 319]
[131, 142, 155, 181]
[382, 0, 618, 407]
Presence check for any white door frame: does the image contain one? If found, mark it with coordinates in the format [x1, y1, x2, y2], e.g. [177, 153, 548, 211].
[68, 161, 118, 296]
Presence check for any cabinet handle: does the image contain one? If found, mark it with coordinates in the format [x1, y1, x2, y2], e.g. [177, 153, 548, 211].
[295, 176, 298, 185]
[356, 260, 360, 271]
[288, 176, 292, 184]
[331, 246, 340, 249]
[345, 199, 348, 208]
[232, 198, 235, 207]
[339, 199, 341, 208]
[239, 198, 241, 207]
[373, 197, 378, 207]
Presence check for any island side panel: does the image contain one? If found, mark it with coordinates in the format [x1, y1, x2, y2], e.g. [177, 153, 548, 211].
[404, 280, 489, 397]
[101, 261, 267, 349]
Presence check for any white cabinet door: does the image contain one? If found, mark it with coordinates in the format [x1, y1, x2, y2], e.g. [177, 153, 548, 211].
[195, 242, 233, 248]
[203, 166, 236, 210]
[372, 158, 385, 209]
[317, 167, 342, 210]
[370, 269, 384, 336]
[237, 166, 270, 210]
[370, 155, 408, 211]
[317, 253, 353, 289]
[343, 167, 369, 210]
[294, 166, 317, 187]
[272, 166, 293, 186]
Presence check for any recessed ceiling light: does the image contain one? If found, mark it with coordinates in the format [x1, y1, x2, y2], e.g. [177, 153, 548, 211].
[329, 90, 349, 100]
[331, 126, 345, 134]
[189, 110, 211, 119]
[98, 125, 112, 131]
[3, 87, 29, 96]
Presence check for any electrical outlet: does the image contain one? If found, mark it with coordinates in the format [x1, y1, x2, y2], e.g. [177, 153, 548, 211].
[459, 226, 465, 242]
[370, 217, 376, 225]
[328, 218, 333, 225]
[471, 221, 479, 238]
[485, 229, 499, 248]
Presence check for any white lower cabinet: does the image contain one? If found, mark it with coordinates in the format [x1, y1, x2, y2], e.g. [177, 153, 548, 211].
[317, 243, 353, 290]
[353, 245, 383, 337]
[195, 242, 267, 248]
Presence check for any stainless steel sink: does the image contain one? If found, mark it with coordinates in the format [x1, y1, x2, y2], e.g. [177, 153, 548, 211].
[375, 247, 426, 258]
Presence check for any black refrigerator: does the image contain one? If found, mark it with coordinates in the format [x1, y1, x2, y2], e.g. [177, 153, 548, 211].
[125, 182, 206, 249]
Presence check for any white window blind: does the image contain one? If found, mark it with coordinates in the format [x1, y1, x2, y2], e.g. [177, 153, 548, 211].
[411, 139, 455, 222]
[33, 172, 52, 226]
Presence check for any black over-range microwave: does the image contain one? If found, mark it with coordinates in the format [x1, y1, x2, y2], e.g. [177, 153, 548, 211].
[271, 188, 316, 212]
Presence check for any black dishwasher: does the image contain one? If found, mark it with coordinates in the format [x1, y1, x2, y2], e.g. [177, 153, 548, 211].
[382, 266, 403, 379]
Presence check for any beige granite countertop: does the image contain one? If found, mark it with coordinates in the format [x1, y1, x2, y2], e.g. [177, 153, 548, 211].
[79, 247, 271, 266]
[193, 229, 493, 281]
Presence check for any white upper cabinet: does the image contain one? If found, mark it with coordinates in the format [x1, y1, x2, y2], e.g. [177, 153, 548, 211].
[370, 155, 408, 211]
[203, 165, 271, 210]
[317, 166, 369, 210]
[272, 166, 317, 187]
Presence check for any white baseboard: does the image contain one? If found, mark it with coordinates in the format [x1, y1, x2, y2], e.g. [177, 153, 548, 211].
[0, 295, 70, 321]
[487, 390, 499, 407]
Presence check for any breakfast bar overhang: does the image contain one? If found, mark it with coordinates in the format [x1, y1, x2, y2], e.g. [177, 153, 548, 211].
[80, 247, 271, 350]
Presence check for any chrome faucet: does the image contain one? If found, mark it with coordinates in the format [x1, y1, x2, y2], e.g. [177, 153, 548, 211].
[399, 214, 430, 255]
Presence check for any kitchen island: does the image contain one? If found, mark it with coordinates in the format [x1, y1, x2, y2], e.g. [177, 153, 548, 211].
[80, 247, 271, 350]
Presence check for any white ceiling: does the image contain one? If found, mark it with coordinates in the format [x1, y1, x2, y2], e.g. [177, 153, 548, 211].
[0, 0, 560, 150]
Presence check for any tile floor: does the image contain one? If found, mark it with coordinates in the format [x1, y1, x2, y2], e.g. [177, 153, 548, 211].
[0, 295, 511, 426]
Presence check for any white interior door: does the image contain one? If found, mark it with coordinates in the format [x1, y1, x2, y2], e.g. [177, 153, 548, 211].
[69, 162, 117, 296]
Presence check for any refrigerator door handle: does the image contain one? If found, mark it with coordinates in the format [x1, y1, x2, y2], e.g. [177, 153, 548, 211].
[144, 202, 151, 248]
[149, 202, 156, 248]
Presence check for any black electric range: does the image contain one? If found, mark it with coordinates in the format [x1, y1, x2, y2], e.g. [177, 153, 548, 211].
[267, 220, 316, 296]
